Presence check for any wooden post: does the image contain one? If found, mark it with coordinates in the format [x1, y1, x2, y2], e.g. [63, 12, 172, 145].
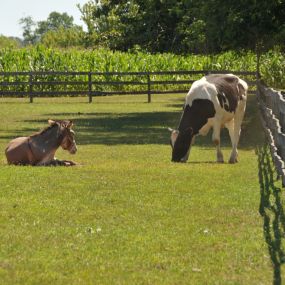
[256, 50, 261, 80]
[255, 41, 262, 80]
[29, 72, 33, 103]
[88, 72, 92, 103]
[147, 74, 151, 103]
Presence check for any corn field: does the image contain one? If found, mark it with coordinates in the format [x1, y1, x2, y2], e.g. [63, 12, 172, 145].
[0, 46, 284, 93]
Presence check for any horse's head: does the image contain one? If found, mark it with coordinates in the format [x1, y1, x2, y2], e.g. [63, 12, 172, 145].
[48, 120, 78, 154]
[168, 127, 193, 162]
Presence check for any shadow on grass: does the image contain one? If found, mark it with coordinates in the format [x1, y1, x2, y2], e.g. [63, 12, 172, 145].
[257, 145, 285, 285]
[0, 94, 263, 150]
[186, 161, 217, 164]
[18, 111, 180, 145]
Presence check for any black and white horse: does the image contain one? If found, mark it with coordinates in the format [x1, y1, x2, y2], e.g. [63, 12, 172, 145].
[169, 74, 248, 163]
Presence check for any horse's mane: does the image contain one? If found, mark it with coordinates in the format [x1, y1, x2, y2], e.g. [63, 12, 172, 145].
[30, 124, 58, 137]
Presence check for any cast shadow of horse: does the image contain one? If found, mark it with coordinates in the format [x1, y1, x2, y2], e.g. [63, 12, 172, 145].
[257, 145, 285, 285]
[18, 94, 260, 150]
[21, 111, 180, 145]
[0, 95, 262, 167]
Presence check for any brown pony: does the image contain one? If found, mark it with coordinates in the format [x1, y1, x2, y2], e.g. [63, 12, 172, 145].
[5, 120, 77, 166]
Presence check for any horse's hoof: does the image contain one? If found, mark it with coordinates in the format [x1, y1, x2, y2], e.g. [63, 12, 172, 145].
[63, 160, 76, 166]
[228, 158, 238, 164]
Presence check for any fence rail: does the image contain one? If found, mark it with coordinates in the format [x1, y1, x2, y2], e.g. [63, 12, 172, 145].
[0, 70, 257, 103]
[257, 82, 285, 186]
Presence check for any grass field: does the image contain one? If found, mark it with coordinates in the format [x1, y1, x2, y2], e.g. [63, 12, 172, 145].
[0, 93, 284, 284]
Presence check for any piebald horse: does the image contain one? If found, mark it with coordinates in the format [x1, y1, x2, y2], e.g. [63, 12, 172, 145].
[169, 74, 248, 163]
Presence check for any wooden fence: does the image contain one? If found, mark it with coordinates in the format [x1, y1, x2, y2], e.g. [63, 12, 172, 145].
[0, 70, 257, 103]
[257, 82, 285, 186]
[2, 69, 285, 184]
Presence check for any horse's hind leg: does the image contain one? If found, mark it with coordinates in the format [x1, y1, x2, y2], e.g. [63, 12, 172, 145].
[228, 100, 246, 164]
[212, 120, 224, 163]
[226, 120, 238, 163]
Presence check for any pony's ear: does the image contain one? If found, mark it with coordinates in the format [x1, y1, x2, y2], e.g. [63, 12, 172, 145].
[67, 121, 73, 128]
[59, 120, 73, 128]
[48, 119, 56, 125]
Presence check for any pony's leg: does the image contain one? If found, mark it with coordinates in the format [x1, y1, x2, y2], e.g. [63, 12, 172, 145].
[50, 159, 73, 166]
[52, 158, 76, 166]
[34, 153, 54, 166]
[36, 160, 56, 166]
[60, 160, 77, 166]
[36, 157, 76, 166]
[36, 157, 60, 166]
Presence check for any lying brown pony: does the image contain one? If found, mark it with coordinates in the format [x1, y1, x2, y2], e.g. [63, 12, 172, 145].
[5, 120, 77, 166]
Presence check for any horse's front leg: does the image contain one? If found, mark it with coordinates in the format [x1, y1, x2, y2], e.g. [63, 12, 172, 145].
[36, 157, 76, 166]
[36, 159, 57, 166]
[52, 158, 77, 166]
[36, 157, 62, 166]
[50, 159, 66, 166]
[59, 159, 77, 166]
[49, 158, 76, 166]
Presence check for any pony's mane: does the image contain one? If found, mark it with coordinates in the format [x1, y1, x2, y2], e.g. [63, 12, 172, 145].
[30, 123, 58, 137]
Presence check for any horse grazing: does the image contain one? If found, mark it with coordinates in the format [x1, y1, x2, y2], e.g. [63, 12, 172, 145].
[169, 74, 248, 163]
[5, 120, 77, 166]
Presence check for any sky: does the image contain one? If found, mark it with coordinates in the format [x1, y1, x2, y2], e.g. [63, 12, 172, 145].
[0, 0, 88, 38]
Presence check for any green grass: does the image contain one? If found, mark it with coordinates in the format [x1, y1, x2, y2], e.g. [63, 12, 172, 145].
[0, 94, 284, 284]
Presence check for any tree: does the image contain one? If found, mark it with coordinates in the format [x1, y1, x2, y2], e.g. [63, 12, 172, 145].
[78, 0, 207, 52]
[78, 0, 139, 49]
[201, 0, 285, 52]
[19, 1, 285, 53]
[40, 26, 84, 48]
[19, 16, 37, 45]
[0, 35, 22, 49]
[35, 12, 76, 39]
[78, 0, 180, 51]
[78, 0, 285, 53]
[19, 12, 83, 47]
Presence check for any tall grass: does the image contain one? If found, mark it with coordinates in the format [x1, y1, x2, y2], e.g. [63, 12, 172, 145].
[0, 46, 284, 89]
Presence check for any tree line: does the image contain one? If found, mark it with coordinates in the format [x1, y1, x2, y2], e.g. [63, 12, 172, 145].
[1, 0, 285, 54]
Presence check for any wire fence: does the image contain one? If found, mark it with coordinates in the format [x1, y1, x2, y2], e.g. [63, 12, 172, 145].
[257, 82, 285, 186]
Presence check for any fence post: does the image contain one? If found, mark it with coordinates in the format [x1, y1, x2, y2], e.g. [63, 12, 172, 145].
[29, 72, 33, 103]
[256, 46, 261, 80]
[88, 72, 92, 103]
[147, 74, 151, 103]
